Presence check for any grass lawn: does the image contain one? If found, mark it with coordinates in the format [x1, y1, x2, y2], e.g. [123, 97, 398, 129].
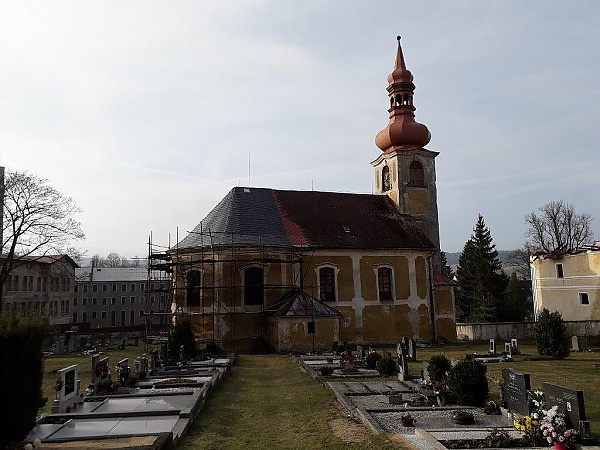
[176, 354, 408, 450]
[39, 340, 600, 446]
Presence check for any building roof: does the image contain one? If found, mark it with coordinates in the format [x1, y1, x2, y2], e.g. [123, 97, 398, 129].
[176, 187, 434, 251]
[75, 267, 164, 282]
[0, 254, 79, 267]
[270, 290, 342, 318]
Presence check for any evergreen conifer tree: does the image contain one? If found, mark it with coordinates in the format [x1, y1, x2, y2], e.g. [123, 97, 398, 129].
[456, 214, 508, 322]
[440, 251, 455, 280]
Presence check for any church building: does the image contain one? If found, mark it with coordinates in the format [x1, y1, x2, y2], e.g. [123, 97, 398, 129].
[166, 37, 456, 352]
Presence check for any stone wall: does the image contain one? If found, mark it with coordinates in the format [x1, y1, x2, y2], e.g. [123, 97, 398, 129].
[456, 320, 600, 340]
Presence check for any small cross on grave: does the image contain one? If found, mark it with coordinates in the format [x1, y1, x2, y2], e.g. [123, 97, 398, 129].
[489, 338, 496, 354]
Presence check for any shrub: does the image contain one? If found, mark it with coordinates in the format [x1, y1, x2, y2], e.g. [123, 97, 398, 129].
[320, 365, 334, 376]
[447, 359, 489, 406]
[534, 309, 570, 359]
[205, 340, 218, 355]
[365, 351, 382, 369]
[427, 354, 451, 382]
[376, 356, 397, 375]
[0, 316, 49, 448]
[168, 320, 197, 361]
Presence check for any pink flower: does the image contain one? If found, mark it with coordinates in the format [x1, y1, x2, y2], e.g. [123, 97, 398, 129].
[558, 436, 565, 442]
[547, 437, 553, 444]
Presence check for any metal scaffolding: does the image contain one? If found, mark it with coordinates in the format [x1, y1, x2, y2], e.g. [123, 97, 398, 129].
[146, 228, 307, 352]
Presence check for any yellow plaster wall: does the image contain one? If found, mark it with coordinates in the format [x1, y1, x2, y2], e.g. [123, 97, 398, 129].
[417, 304, 432, 337]
[361, 304, 416, 341]
[436, 317, 457, 341]
[359, 256, 410, 300]
[302, 255, 354, 301]
[269, 318, 339, 352]
[434, 288, 454, 315]
[534, 252, 600, 321]
[408, 190, 428, 215]
[415, 256, 427, 298]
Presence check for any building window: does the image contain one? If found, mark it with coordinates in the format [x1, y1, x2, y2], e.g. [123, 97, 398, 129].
[111, 297, 116, 305]
[556, 263, 564, 279]
[72, 312, 77, 323]
[307, 321, 316, 335]
[112, 283, 117, 291]
[93, 284, 98, 292]
[319, 267, 336, 302]
[102, 284, 107, 292]
[83, 285, 88, 293]
[140, 283, 145, 292]
[121, 296, 126, 304]
[111, 311, 116, 327]
[82, 312, 88, 323]
[187, 270, 202, 307]
[121, 311, 126, 326]
[74, 284, 79, 293]
[130, 310, 135, 326]
[73, 298, 78, 306]
[101, 311, 107, 319]
[131, 283, 135, 291]
[83, 298, 87, 306]
[102, 297, 107, 305]
[382, 165, 391, 191]
[409, 160, 425, 186]
[244, 267, 264, 305]
[579, 293, 590, 305]
[92, 297, 97, 305]
[377, 267, 393, 301]
[130, 296, 135, 304]
[92, 311, 97, 319]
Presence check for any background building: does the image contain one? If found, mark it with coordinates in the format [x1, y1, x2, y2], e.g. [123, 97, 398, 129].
[531, 246, 600, 321]
[2, 255, 77, 325]
[73, 267, 170, 330]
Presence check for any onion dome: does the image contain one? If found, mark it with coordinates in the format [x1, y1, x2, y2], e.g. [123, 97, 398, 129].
[375, 36, 431, 152]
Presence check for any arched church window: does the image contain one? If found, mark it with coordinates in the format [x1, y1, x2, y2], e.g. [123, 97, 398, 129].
[319, 267, 336, 302]
[382, 166, 391, 191]
[244, 267, 264, 305]
[186, 270, 201, 307]
[403, 94, 409, 105]
[377, 267, 393, 301]
[409, 161, 425, 186]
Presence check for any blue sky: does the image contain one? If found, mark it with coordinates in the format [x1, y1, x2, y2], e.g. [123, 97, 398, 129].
[1, 1, 599, 257]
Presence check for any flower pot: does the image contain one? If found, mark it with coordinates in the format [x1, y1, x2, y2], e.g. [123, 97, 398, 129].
[554, 442, 569, 450]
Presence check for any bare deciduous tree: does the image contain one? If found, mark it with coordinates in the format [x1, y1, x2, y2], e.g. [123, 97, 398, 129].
[525, 200, 593, 253]
[0, 170, 85, 312]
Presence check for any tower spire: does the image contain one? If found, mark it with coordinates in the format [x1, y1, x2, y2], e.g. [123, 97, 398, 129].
[375, 37, 430, 152]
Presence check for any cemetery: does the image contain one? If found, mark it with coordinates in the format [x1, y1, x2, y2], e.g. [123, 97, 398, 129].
[25, 344, 233, 449]
[297, 338, 599, 450]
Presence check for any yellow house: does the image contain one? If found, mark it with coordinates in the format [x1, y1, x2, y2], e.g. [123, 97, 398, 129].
[531, 248, 600, 321]
[164, 37, 456, 352]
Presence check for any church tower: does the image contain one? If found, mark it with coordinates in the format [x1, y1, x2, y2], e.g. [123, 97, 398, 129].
[371, 36, 441, 268]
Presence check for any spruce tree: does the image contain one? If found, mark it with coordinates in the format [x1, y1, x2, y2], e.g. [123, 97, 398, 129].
[440, 251, 455, 280]
[456, 214, 508, 322]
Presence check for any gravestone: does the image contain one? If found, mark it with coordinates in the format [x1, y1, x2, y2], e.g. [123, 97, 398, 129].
[489, 339, 496, 354]
[409, 339, 417, 361]
[160, 343, 168, 364]
[116, 358, 129, 382]
[502, 368, 531, 415]
[422, 362, 431, 382]
[397, 353, 409, 382]
[511, 338, 519, 354]
[542, 382, 587, 429]
[53, 365, 79, 413]
[138, 354, 148, 377]
[396, 341, 408, 357]
[504, 342, 513, 359]
[356, 344, 364, 359]
[90, 354, 101, 385]
[571, 336, 580, 352]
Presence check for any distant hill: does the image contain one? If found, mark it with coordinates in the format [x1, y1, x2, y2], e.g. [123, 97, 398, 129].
[444, 250, 514, 266]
